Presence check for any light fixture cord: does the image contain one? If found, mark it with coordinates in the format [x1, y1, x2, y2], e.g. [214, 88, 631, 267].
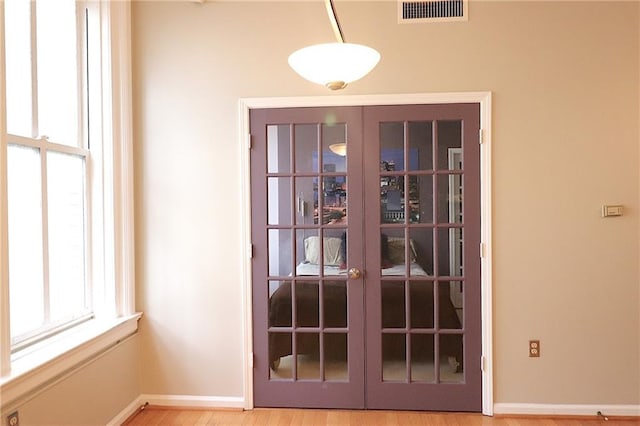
[325, 0, 345, 43]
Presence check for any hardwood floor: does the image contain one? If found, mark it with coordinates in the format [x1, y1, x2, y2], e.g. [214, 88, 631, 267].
[124, 407, 636, 425]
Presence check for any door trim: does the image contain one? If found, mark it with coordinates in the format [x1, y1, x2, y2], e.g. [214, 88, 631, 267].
[238, 92, 493, 415]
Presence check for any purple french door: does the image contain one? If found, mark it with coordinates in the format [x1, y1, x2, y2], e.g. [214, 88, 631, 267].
[250, 103, 481, 411]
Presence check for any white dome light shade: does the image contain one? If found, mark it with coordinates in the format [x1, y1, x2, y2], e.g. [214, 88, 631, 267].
[288, 42, 380, 90]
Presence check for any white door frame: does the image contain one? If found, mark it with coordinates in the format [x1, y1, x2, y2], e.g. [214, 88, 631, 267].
[238, 92, 493, 415]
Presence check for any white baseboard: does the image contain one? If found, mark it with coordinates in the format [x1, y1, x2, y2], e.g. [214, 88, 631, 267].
[107, 395, 145, 426]
[107, 394, 245, 425]
[493, 403, 640, 417]
[138, 393, 245, 409]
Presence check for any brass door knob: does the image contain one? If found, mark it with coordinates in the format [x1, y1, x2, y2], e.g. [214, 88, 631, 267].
[348, 268, 362, 279]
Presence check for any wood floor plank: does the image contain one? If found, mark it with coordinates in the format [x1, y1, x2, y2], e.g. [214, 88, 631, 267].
[124, 407, 638, 426]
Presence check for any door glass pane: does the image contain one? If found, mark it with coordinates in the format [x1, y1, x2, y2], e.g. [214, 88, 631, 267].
[437, 227, 463, 277]
[409, 228, 433, 276]
[322, 122, 347, 172]
[36, 0, 79, 146]
[410, 281, 434, 329]
[321, 175, 347, 225]
[439, 282, 463, 330]
[47, 152, 87, 321]
[294, 176, 317, 225]
[295, 281, 319, 328]
[408, 175, 432, 224]
[382, 333, 406, 381]
[269, 280, 291, 327]
[268, 229, 292, 277]
[296, 229, 319, 275]
[324, 281, 347, 328]
[7, 145, 44, 338]
[380, 122, 405, 171]
[325, 333, 348, 381]
[440, 334, 464, 383]
[295, 124, 318, 173]
[411, 334, 435, 382]
[268, 177, 292, 226]
[381, 176, 405, 224]
[408, 121, 433, 171]
[267, 124, 291, 173]
[297, 333, 320, 380]
[437, 121, 462, 170]
[438, 173, 463, 224]
[448, 280, 464, 325]
[269, 332, 292, 379]
[382, 281, 405, 328]
[5, 0, 33, 137]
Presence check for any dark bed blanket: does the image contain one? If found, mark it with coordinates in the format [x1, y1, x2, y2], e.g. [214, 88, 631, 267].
[268, 280, 463, 368]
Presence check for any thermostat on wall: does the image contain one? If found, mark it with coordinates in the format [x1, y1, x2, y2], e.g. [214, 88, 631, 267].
[602, 205, 623, 217]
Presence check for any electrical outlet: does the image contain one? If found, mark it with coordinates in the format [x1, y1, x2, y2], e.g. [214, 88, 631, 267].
[529, 340, 540, 357]
[7, 411, 19, 426]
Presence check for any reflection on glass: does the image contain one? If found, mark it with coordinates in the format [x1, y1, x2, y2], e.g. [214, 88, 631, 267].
[441, 282, 463, 329]
[267, 124, 291, 173]
[449, 280, 464, 323]
[295, 124, 319, 173]
[321, 175, 347, 225]
[408, 121, 433, 171]
[382, 281, 405, 328]
[380, 175, 404, 224]
[294, 176, 317, 225]
[380, 122, 405, 171]
[437, 173, 463, 224]
[325, 333, 348, 381]
[268, 177, 292, 226]
[408, 175, 433, 224]
[297, 333, 320, 380]
[409, 281, 434, 329]
[382, 333, 406, 382]
[409, 228, 433, 276]
[438, 227, 463, 277]
[322, 122, 347, 172]
[268, 229, 292, 277]
[324, 282, 347, 328]
[440, 334, 464, 383]
[411, 334, 435, 382]
[295, 282, 319, 328]
[437, 121, 462, 170]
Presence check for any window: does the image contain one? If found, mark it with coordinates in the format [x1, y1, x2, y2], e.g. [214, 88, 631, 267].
[5, 0, 91, 351]
[0, 0, 137, 397]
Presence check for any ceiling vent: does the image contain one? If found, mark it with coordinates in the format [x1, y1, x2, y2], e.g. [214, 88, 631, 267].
[398, 0, 468, 23]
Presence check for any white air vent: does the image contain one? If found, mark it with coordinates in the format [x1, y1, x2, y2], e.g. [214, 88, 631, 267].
[398, 0, 468, 23]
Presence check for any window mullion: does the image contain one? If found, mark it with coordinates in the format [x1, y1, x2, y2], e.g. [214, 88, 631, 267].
[40, 146, 50, 324]
[29, 0, 38, 139]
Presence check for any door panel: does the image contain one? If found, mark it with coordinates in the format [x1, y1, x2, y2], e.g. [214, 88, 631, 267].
[363, 104, 481, 411]
[251, 107, 365, 408]
[251, 104, 481, 411]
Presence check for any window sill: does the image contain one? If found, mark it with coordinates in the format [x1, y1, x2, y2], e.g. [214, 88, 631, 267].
[0, 313, 142, 407]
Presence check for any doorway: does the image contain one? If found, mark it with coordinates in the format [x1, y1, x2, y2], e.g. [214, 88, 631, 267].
[249, 101, 484, 412]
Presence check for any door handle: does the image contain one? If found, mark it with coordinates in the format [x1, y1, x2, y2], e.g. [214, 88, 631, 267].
[348, 268, 362, 279]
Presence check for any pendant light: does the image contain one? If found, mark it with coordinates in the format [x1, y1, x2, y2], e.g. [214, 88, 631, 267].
[288, 0, 380, 90]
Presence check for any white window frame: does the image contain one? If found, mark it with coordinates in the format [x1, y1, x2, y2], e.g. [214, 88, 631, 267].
[0, 0, 139, 408]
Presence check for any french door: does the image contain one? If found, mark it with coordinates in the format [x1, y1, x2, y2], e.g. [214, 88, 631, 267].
[250, 103, 481, 411]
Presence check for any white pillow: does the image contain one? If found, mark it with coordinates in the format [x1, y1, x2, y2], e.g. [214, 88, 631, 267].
[304, 236, 343, 266]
